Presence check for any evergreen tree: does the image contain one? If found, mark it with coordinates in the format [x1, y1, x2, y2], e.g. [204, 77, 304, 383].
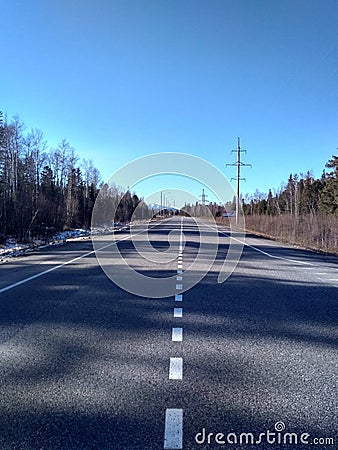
[319, 155, 338, 214]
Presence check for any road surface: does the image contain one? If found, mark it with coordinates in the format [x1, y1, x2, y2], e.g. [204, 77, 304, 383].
[0, 217, 337, 449]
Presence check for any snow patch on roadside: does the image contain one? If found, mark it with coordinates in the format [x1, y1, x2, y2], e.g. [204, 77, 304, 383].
[0, 229, 91, 261]
[0, 220, 153, 262]
[0, 224, 135, 262]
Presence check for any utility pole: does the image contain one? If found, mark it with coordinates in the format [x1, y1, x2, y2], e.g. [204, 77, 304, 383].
[199, 188, 208, 205]
[226, 137, 251, 225]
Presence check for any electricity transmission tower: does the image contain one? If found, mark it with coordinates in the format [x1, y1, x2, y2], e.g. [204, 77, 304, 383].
[226, 137, 252, 224]
[199, 188, 208, 205]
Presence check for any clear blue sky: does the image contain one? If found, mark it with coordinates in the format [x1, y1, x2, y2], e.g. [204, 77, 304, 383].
[1, 0, 337, 203]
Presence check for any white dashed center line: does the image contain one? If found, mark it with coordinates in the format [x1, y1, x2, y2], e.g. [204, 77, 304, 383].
[164, 409, 183, 449]
[174, 308, 183, 318]
[169, 357, 183, 379]
[172, 327, 183, 342]
[164, 218, 185, 449]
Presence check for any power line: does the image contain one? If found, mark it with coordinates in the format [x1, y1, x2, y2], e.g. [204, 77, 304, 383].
[226, 137, 252, 224]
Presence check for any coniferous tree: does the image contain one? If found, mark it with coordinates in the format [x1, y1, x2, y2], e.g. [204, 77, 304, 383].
[318, 155, 338, 214]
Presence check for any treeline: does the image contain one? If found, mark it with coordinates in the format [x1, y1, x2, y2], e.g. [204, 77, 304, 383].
[0, 112, 101, 242]
[242, 155, 338, 216]
[92, 184, 151, 226]
[242, 155, 338, 253]
[0, 112, 148, 243]
[181, 202, 226, 218]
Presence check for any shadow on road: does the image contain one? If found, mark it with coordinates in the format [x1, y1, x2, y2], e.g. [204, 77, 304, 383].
[0, 224, 336, 449]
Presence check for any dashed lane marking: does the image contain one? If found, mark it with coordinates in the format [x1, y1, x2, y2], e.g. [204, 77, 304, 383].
[164, 409, 183, 449]
[164, 218, 184, 449]
[172, 327, 183, 342]
[169, 357, 183, 380]
[174, 308, 183, 318]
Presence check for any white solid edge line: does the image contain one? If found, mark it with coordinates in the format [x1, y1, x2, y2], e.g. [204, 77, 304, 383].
[172, 327, 183, 341]
[174, 308, 183, 317]
[0, 224, 158, 294]
[164, 408, 183, 449]
[0, 248, 96, 294]
[205, 221, 318, 267]
[169, 357, 183, 379]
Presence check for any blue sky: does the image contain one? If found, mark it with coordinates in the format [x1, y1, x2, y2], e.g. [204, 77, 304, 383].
[1, 0, 337, 203]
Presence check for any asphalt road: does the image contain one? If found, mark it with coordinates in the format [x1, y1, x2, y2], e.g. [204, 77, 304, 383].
[0, 217, 337, 449]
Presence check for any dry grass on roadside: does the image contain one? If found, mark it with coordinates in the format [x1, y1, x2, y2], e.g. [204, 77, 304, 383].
[242, 214, 338, 255]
